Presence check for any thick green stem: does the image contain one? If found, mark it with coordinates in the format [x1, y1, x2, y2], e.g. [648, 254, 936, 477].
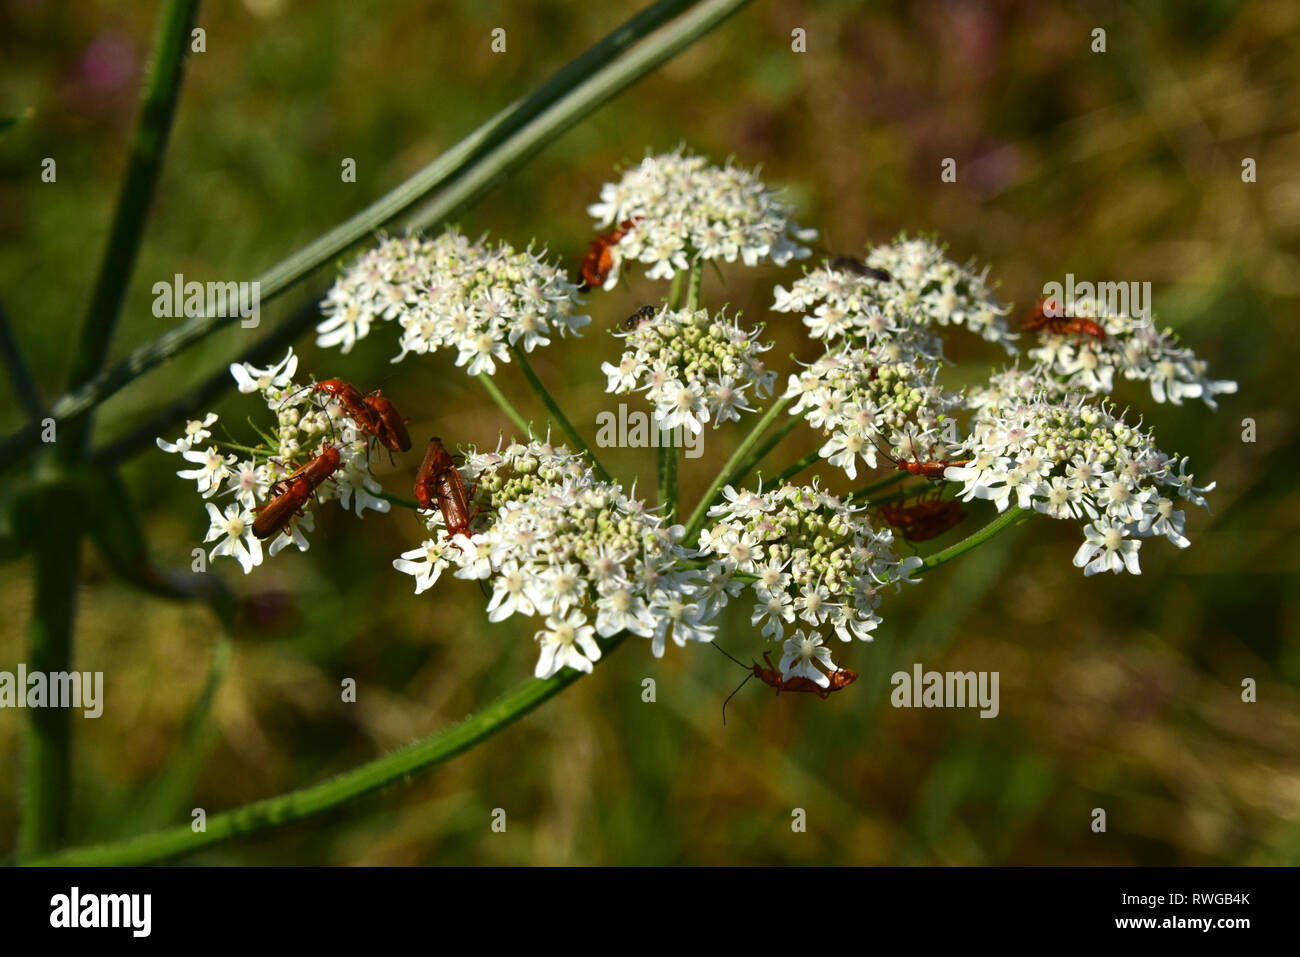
[477, 373, 532, 437]
[19, 478, 83, 858]
[683, 394, 789, 541]
[685, 255, 703, 309]
[667, 270, 685, 310]
[657, 258, 704, 519]
[658, 429, 678, 520]
[509, 345, 612, 482]
[19, 0, 197, 861]
[28, 634, 629, 866]
[61, 0, 198, 461]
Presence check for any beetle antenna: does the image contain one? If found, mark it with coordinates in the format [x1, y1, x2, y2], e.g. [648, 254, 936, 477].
[869, 430, 901, 467]
[710, 641, 748, 670]
[722, 672, 754, 726]
[277, 381, 316, 411]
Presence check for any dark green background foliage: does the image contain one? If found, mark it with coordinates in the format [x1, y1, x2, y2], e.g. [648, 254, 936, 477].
[1, 0, 1297, 864]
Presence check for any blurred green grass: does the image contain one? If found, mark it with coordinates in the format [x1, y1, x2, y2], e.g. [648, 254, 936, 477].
[1, 0, 1298, 864]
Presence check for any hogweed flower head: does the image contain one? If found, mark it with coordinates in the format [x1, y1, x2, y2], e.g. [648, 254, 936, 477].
[784, 345, 965, 480]
[603, 305, 776, 434]
[948, 388, 1214, 575]
[1023, 295, 1237, 408]
[698, 480, 920, 679]
[157, 348, 388, 573]
[395, 438, 718, 675]
[587, 147, 816, 287]
[317, 228, 589, 370]
[774, 235, 1016, 353]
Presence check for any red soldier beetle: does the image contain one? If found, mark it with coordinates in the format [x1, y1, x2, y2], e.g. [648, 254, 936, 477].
[713, 645, 858, 724]
[870, 433, 970, 481]
[578, 218, 639, 291]
[878, 497, 966, 542]
[895, 457, 972, 479]
[414, 437, 478, 539]
[252, 443, 342, 540]
[282, 379, 411, 458]
[362, 390, 412, 453]
[1022, 296, 1107, 344]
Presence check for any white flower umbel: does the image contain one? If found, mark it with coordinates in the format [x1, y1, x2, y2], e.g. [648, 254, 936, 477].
[158, 347, 389, 574]
[586, 147, 816, 287]
[778, 234, 1018, 353]
[316, 228, 590, 368]
[1024, 296, 1237, 409]
[783, 344, 965, 480]
[698, 481, 919, 678]
[395, 438, 719, 676]
[965, 362, 1068, 410]
[773, 234, 1015, 354]
[604, 305, 776, 434]
[949, 387, 1217, 576]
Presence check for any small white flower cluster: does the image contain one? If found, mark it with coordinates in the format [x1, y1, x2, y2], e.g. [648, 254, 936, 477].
[393, 439, 719, 677]
[602, 306, 776, 433]
[157, 348, 389, 574]
[863, 235, 1017, 349]
[315, 232, 453, 355]
[1024, 296, 1238, 408]
[965, 363, 1067, 410]
[587, 148, 816, 286]
[783, 345, 965, 480]
[773, 235, 1015, 352]
[697, 482, 920, 682]
[317, 228, 590, 372]
[946, 385, 1215, 576]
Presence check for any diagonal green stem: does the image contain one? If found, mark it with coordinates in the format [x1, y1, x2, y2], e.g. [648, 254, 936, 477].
[733, 412, 800, 484]
[683, 393, 789, 541]
[847, 470, 910, 504]
[28, 633, 629, 866]
[374, 489, 421, 511]
[61, 0, 198, 461]
[773, 449, 820, 485]
[508, 344, 611, 481]
[917, 505, 1029, 571]
[94, 297, 321, 464]
[0, 296, 44, 421]
[1, 0, 754, 473]
[477, 373, 532, 437]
